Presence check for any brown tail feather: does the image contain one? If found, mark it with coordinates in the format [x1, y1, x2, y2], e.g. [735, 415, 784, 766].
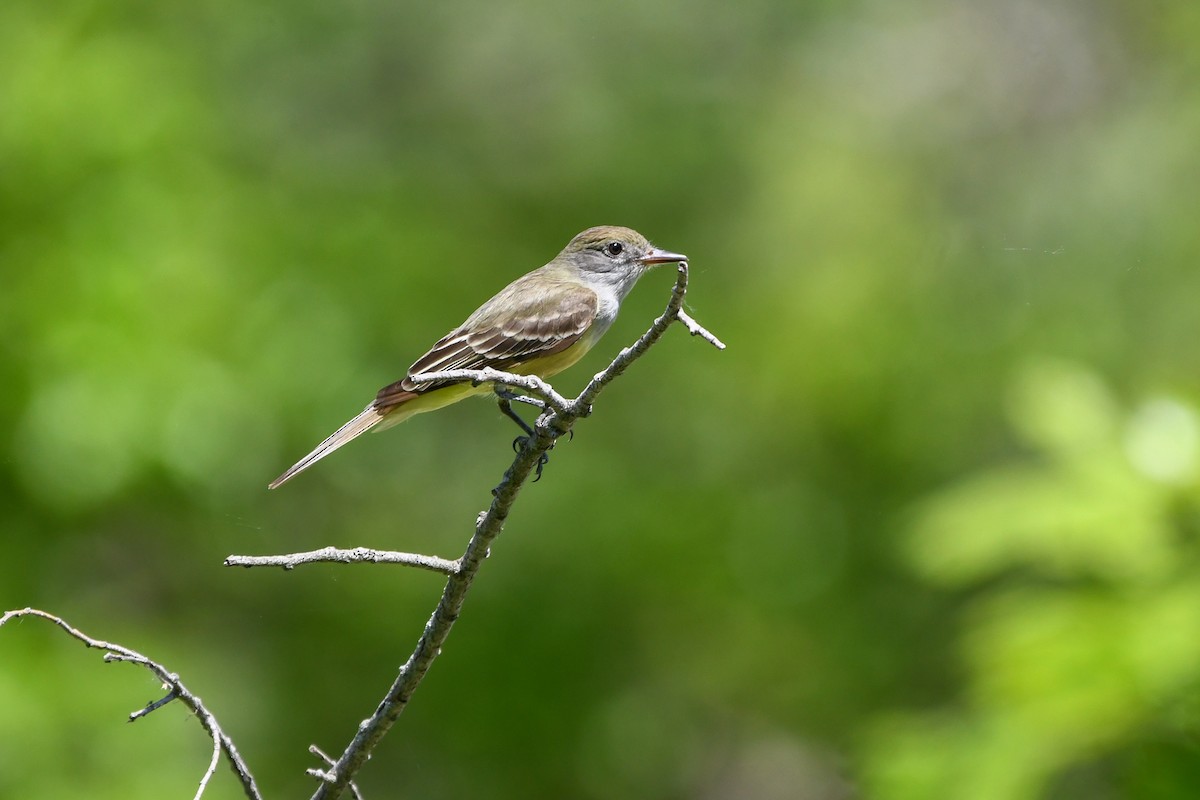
[268, 404, 386, 489]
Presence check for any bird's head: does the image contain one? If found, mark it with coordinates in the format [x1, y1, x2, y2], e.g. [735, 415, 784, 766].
[560, 226, 687, 280]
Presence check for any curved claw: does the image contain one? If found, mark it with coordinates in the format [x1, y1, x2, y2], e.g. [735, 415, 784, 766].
[532, 452, 550, 482]
[511, 434, 552, 481]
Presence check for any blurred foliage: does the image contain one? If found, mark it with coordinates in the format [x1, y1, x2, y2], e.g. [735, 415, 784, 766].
[2, 0, 1200, 798]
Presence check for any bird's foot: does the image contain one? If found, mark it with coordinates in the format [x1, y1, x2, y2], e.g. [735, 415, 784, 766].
[511, 423, 573, 482]
[496, 386, 574, 481]
[510, 435, 552, 481]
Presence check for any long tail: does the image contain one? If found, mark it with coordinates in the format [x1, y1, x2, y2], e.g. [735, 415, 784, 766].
[268, 404, 386, 489]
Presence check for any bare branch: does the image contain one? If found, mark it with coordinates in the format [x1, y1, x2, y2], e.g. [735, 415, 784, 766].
[570, 260, 693, 414]
[196, 736, 222, 800]
[310, 746, 364, 800]
[0, 608, 263, 800]
[309, 431, 553, 799]
[677, 309, 726, 349]
[129, 689, 180, 721]
[405, 367, 571, 413]
[225, 547, 460, 576]
[305, 259, 722, 799]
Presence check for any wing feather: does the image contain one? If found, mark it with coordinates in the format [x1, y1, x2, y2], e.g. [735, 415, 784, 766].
[375, 278, 598, 409]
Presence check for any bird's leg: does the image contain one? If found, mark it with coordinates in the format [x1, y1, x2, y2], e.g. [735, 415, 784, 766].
[493, 386, 572, 438]
[494, 387, 536, 437]
[493, 386, 574, 481]
[494, 387, 547, 477]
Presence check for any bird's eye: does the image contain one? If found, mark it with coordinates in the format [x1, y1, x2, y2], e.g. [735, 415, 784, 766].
[604, 241, 624, 257]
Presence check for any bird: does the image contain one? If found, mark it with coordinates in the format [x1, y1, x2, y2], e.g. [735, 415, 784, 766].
[268, 226, 686, 488]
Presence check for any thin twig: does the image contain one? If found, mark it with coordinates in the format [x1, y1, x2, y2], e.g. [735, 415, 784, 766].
[677, 309, 726, 349]
[571, 261, 694, 414]
[405, 368, 571, 413]
[196, 735, 223, 800]
[310, 746, 364, 800]
[226, 547, 459, 576]
[129, 689, 179, 721]
[0, 608, 262, 800]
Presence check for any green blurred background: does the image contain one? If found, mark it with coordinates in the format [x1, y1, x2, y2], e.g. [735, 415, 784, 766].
[3, 1, 1200, 798]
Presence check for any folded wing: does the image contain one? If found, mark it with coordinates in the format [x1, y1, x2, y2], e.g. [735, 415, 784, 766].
[375, 276, 599, 409]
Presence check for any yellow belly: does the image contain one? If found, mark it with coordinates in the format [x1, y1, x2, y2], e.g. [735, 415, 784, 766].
[376, 336, 597, 432]
[509, 336, 595, 379]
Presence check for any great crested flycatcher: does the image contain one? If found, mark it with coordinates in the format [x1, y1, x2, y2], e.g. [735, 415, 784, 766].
[268, 225, 686, 488]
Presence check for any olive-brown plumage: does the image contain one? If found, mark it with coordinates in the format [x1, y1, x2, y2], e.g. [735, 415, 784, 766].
[269, 226, 685, 489]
